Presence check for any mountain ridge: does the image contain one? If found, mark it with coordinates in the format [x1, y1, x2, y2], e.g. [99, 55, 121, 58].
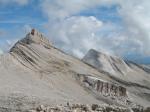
[0, 29, 150, 111]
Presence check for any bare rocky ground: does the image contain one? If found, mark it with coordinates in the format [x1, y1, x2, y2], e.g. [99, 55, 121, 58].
[28, 104, 148, 112]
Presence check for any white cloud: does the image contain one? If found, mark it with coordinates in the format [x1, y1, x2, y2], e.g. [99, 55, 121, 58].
[0, 0, 30, 5]
[40, 0, 150, 58]
[23, 24, 32, 34]
[40, 0, 115, 21]
[46, 16, 103, 58]
[1, 0, 149, 59]
[0, 26, 29, 52]
[45, 15, 140, 58]
[117, 0, 150, 56]
[0, 39, 18, 53]
[0, 49, 3, 55]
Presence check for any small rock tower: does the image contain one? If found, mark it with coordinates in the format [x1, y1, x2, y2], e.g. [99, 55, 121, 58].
[31, 29, 35, 35]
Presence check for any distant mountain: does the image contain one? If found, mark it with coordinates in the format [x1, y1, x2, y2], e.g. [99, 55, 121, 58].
[0, 29, 150, 111]
[82, 49, 131, 76]
[131, 57, 150, 65]
[82, 49, 150, 86]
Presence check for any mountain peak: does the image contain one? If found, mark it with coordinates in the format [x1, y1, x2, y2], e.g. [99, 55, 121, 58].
[22, 29, 51, 46]
[10, 29, 52, 53]
[82, 49, 131, 76]
[88, 49, 99, 55]
[88, 49, 118, 59]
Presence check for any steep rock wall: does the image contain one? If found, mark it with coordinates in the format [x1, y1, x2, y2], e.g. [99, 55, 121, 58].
[77, 74, 129, 105]
[81, 75, 127, 97]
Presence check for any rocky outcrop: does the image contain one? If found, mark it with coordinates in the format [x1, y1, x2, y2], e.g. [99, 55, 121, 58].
[77, 74, 146, 108]
[79, 74, 127, 97]
[94, 80, 127, 97]
[10, 29, 52, 52]
[94, 79, 127, 97]
[76, 74, 130, 105]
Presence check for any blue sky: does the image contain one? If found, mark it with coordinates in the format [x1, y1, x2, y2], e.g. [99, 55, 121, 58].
[0, 1, 46, 31]
[80, 5, 122, 23]
[0, 0, 150, 64]
[0, 0, 47, 50]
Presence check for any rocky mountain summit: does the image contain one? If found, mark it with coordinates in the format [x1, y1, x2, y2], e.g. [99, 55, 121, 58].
[0, 29, 149, 112]
[83, 49, 150, 87]
[82, 49, 131, 76]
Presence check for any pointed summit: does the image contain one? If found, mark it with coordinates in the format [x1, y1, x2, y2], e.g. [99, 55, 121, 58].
[10, 29, 52, 53]
[82, 49, 131, 76]
[9, 29, 53, 70]
[22, 29, 51, 46]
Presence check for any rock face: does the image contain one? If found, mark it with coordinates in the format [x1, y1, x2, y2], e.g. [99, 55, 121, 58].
[79, 75, 127, 98]
[0, 29, 150, 111]
[76, 74, 131, 106]
[93, 78, 127, 97]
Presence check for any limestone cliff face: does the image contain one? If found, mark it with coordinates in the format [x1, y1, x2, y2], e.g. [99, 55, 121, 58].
[77, 74, 128, 105]
[94, 79, 127, 97]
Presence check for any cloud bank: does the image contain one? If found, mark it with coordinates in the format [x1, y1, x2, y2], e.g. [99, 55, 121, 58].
[0, 0, 150, 60]
[0, 49, 3, 55]
[40, 0, 150, 58]
[47, 16, 103, 58]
